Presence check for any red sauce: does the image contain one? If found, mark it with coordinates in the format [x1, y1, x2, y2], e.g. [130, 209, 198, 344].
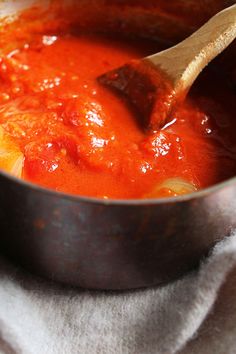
[0, 15, 236, 199]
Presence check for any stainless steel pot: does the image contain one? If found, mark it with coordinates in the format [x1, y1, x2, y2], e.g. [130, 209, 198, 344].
[0, 0, 235, 290]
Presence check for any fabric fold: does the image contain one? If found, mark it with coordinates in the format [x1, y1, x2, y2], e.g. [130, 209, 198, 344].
[0, 233, 236, 354]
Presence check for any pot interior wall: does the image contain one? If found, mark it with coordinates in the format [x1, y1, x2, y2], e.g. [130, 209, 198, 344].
[0, 0, 235, 41]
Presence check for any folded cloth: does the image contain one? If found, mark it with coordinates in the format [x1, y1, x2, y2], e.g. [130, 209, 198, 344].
[0, 233, 236, 354]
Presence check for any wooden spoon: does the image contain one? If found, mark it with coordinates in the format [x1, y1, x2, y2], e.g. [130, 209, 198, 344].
[98, 5, 236, 131]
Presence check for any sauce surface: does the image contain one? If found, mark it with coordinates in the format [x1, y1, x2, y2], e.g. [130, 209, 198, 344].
[0, 23, 236, 199]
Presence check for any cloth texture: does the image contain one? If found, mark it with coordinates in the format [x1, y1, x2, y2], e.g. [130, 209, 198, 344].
[0, 233, 236, 354]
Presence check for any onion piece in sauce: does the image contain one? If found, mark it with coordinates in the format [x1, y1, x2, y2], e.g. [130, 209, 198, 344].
[0, 126, 23, 177]
[146, 177, 198, 198]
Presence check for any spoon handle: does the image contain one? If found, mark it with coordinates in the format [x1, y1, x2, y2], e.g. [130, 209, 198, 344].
[147, 5, 236, 92]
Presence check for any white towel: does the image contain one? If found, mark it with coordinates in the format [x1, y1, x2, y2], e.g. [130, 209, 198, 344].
[0, 232, 236, 354]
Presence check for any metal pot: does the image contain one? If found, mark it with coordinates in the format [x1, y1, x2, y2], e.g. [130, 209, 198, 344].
[0, 0, 235, 290]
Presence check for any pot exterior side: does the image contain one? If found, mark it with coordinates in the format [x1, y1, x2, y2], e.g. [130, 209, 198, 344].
[0, 175, 236, 289]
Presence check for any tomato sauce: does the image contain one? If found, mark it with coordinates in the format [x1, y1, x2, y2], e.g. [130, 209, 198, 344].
[0, 12, 236, 199]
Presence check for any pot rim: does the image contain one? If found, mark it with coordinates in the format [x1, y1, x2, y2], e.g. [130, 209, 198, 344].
[1, 169, 235, 206]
